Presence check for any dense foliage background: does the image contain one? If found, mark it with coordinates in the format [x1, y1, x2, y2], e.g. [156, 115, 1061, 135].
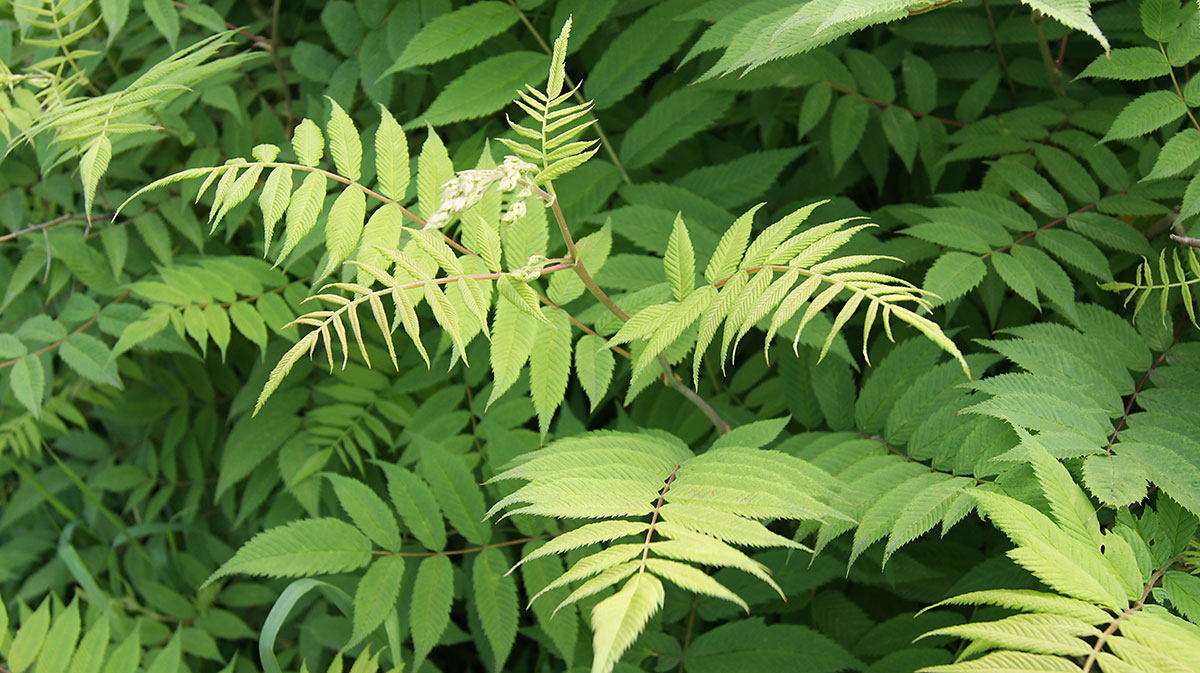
[3, 0, 1200, 672]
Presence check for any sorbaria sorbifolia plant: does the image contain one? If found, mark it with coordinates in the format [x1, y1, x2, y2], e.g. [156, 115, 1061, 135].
[5, 1, 1200, 673]
[124, 20, 969, 671]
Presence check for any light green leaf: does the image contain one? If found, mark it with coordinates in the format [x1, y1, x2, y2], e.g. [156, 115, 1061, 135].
[574, 334, 615, 412]
[292, 119, 325, 168]
[79, 135, 111, 217]
[321, 187, 366, 279]
[417, 128, 454, 220]
[375, 106, 409, 202]
[278, 171, 328, 263]
[1021, 0, 1109, 51]
[664, 214, 696, 302]
[529, 306, 572, 434]
[590, 573, 665, 673]
[7, 597, 50, 673]
[326, 98, 362, 181]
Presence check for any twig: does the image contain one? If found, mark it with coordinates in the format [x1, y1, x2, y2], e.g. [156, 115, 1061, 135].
[371, 535, 548, 557]
[984, 1, 1019, 100]
[678, 598, 698, 673]
[827, 83, 964, 128]
[1081, 558, 1180, 673]
[0, 291, 130, 370]
[545, 180, 730, 434]
[171, 1, 270, 48]
[1172, 233, 1200, 248]
[1105, 317, 1188, 453]
[0, 212, 113, 243]
[638, 464, 680, 571]
[982, 198, 1111, 259]
[269, 0, 296, 130]
[1159, 42, 1200, 133]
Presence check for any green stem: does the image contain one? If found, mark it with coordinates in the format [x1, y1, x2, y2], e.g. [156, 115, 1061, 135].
[1032, 11, 1066, 98]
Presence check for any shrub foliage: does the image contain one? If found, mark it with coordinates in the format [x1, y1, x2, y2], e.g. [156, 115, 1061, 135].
[2, 1, 1200, 673]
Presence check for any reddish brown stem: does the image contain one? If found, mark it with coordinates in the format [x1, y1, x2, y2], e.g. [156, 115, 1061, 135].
[1105, 317, 1189, 452]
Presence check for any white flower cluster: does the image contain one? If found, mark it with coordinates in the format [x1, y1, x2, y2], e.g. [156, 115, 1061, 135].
[423, 156, 540, 230]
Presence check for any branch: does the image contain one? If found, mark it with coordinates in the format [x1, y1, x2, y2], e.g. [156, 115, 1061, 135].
[1081, 557, 1181, 673]
[269, 0, 296, 129]
[1105, 316, 1188, 452]
[0, 291, 130, 370]
[827, 83, 964, 128]
[544, 181, 730, 434]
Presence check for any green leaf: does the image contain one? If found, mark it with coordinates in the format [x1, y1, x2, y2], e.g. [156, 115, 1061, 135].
[375, 106, 409, 202]
[1102, 90, 1187, 142]
[384, 1, 519, 74]
[144, 0, 180, 47]
[351, 555, 406, 645]
[321, 187, 366, 279]
[620, 89, 734, 169]
[376, 462, 446, 551]
[1079, 47, 1170, 80]
[829, 94, 869, 173]
[991, 251, 1040, 309]
[473, 548, 518, 671]
[665, 214, 696, 301]
[417, 52, 549, 127]
[1140, 0, 1178, 41]
[880, 106, 917, 171]
[1033, 144, 1099, 204]
[529, 306, 572, 434]
[1147, 128, 1200, 180]
[292, 118, 325, 168]
[418, 441, 491, 545]
[574, 334, 615, 412]
[204, 518, 373, 586]
[204, 304, 231, 361]
[1036, 229, 1113, 282]
[67, 615, 109, 673]
[989, 160, 1068, 218]
[324, 473, 402, 551]
[229, 301, 268, 353]
[685, 618, 862, 673]
[59, 333, 119, 386]
[902, 52, 937, 114]
[924, 251, 987, 306]
[586, 2, 695, 109]
[326, 98, 362, 181]
[10, 355, 45, 417]
[410, 555, 454, 670]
